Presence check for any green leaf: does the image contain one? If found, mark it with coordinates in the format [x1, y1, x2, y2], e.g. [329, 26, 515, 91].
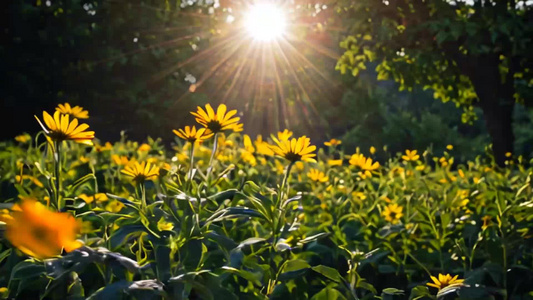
[109, 224, 147, 249]
[220, 266, 262, 287]
[10, 260, 45, 281]
[311, 265, 343, 283]
[311, 286, 346, 300]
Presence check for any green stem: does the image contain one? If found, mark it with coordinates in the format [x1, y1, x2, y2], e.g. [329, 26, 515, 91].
[140, 182, 147, 211]
[273, 161, 295, 244]
[188, 142, 196, 181]
[54, 141, 63, 210]
[206, 133, 219, 186]
[278, 161, 295, 205]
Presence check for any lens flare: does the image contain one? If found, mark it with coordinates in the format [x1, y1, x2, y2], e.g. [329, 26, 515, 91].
[244, 3, 287, 41]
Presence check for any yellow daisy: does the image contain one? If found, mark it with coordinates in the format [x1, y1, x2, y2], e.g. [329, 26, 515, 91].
[427, 273, 465, 290]
[382, 203, 404, 224]
[121, 161, 160, 183]
[307, 169, 329, 183]
[56, 103, 89, 119]
[173, 125, 212, 142]
[35, 111, 94, 145]
[402, 149, 420, 161]
[3, 198, 82, 259]
[191, 104, 241, 134]
[270, 135, 317, 163]
[324, 139, 342, 147]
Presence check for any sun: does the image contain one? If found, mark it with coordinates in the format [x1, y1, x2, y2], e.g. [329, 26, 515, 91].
[244, 3, 287, 41]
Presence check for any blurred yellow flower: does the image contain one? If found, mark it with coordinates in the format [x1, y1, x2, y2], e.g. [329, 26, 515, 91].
[173, 125, 211, 142]
[15, 133, 31, 143]
[95, 142, 113, 152]
[270, 135, 317, 163]
[370, 146, 376, 155]
[191, 104, 241, 134]
[241, 150, 257, 166]
[427, 273, 464, 290]
[78, 193, 108, 204]
[324, 139, 342, 147]
[415, 165, 426, 171]
[276, 129, 293, 141]
[402, 150, 419, 161]
[35, 111, 95, 145]
[328, 159, 343, 166]
[56, 103, 89, 119]
[349, 154, 380, 171]
[352, 191, 367, 200]
[121, 161, 160, 183]
[446, 144, 453, 150]
[243, 135, 255, 153]
[481, 215, 492, 230]
[105, 200, 125, 213]
[3, 199, 82, 259]
[382, 203, 403, 224]
[157, 217, 174, 231]
[111, 155, 130, 166]
[307, 169, 329, 183]
[138, 143, 151, 152]
[255, 135, 274, 156]
[505, 152, 512, 157]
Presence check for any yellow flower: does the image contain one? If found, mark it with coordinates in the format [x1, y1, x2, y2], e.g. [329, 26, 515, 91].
[111, 155, 131, 166]
[352, 191, 367, 200]
[241, 150, 257, 166]
[307, 169, 329, 183]
[255, 135, 274, 156]
[138, 143, 151, 152]
[439, 156, 453, 167]
[3, 199, 82, 259]
[273, 160, 285, 175]
[191, 104, 241, 134]
[157, 217, 174, 231]
[105, 200, 125, 213]
[121, 161, 160, 183]
[95, 142, 113, 152]
[173, 125, 211, 142]
[349, 154, 380, 171]
[446, 144, 454, 150]
[402, 149, 419, 161]
[78, 193, 108, 204]
[370, 146, 376, 155]
[56, 103, 89, 119]
[243, 135, 255, 153]
[35, 111, 95, 145]
[328, 159, 343, 166]
[15, 133, 31, 143]
[382, 204, 403, 224]
[276, 129, 293, 141]
[505, 152, 512, 157]
[269, 135, 317, 163]
[324, 139, 342, 147]
[427, 273, 464, 290]
[481, 215, 492, 230]
[415, 165, 426, 171]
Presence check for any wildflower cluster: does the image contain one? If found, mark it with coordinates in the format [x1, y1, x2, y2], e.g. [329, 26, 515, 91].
[0, 103, 531, 299]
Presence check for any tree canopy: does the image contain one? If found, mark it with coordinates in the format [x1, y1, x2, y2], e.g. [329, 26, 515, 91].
[334, 0, 533, 165]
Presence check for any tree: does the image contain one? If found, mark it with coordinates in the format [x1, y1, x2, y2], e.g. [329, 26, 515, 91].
[333, 0, 533, 166]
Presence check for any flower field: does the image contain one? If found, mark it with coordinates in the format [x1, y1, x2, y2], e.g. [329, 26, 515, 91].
[0, 103, 532, 299]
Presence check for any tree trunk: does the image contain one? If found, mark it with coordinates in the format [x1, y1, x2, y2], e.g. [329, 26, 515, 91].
[479, 99, 515, 167]
[467, 54, 515, 167]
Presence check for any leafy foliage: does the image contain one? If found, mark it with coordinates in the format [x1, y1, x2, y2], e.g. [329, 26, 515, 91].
[1, 112, 532, 299]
